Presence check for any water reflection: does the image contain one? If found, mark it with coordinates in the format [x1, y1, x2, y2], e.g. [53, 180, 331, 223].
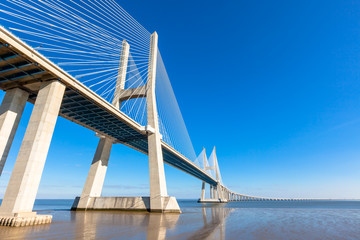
[188, 207, 233, 240]
[2, 200, 359, 239]
[70, 207, 231, 240]
[0, 205, 232, 239]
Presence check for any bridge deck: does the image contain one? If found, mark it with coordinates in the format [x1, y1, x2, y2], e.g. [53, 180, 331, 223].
[0, 26, 217, 186]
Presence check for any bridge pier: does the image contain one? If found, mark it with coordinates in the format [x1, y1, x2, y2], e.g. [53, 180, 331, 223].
[146, 33, 179, 213]
[75, 137, 113, 209]
[197, 148, 228, 203]
[200, 182, 206, 200]
[74, 40, 129, 210]
[0, 88, 29, 176]
[72, 33, 180, 213]
[0, 80, 65, 226]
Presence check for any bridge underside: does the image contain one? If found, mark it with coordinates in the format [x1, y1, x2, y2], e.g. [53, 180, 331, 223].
[0, 41, 217, 186]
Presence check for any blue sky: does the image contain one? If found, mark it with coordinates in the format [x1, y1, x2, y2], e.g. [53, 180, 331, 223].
[1, 0, 360, 199]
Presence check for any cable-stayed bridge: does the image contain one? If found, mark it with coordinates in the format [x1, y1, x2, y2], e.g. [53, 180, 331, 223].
[0, 1, 283, 227]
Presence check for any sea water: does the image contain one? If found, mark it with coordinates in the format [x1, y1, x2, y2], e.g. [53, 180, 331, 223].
[0, 199, 359, 239]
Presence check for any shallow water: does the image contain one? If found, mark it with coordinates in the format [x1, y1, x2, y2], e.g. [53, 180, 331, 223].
[1, 199, 360, 239]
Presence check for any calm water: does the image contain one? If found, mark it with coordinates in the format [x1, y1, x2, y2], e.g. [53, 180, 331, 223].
[1, 199, 360, 239]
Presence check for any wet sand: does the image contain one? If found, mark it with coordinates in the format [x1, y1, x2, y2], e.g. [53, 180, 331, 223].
[0, 200, 359, 239]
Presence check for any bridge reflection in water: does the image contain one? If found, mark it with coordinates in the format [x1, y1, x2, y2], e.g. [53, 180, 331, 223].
[0, 205, 232, 240]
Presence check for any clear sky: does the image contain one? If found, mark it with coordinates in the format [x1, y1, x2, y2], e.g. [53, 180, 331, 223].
[1, 0, 360, 199]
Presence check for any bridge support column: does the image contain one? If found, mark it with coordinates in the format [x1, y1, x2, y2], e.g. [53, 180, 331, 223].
[218, 186, 226, 202]
[214, 186, 218, 199]
[0, 80, 65, 226]
[72, 40, 130, 211]
[0, 88, 29, 177]
[75, 137, 113, 209]
[146, 32, 180, 213]
[200, 182, 206, 201]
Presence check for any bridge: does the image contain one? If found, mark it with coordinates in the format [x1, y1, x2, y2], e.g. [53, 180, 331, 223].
[0, 1, 284, 227]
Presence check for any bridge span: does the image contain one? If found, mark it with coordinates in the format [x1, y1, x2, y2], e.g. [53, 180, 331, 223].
[0, 2, 287, 227]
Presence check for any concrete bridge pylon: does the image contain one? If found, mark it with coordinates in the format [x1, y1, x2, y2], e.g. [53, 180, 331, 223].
[198, 147, 228, 203]
[71, 32, 181, 213]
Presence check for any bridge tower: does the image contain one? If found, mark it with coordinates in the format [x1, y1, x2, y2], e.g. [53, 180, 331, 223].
[73, 39, 130, 210]
[200, 148, 207, 201]
[71, 32, 180, 213]
[198, 147, 227, 203]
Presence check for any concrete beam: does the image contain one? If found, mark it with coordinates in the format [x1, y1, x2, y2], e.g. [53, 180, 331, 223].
[118, 85, 146, 102]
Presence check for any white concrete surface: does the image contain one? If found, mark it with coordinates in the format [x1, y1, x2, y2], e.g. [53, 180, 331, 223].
[77, 40, 130, 209]
[72, 196, 181, 213]
[146, 32, 171, 212]
[0, 88, 29, 176]
[0, 214, 52, 227]
[0, 80, 65, 217]
[78, 137, 113, 209]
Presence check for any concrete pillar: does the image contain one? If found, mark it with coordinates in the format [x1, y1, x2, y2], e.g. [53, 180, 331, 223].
[0, 80, 65, 217]
[200, 149, 207, 201]
[113, 40, 130, 108]
[201, 182, 205, 200]
[146, 32, 169, 212]
[0, 88, 29, 176]
[210, 185, 214, 199]
[77, 137, 113, 208]
[75, 40, 129, 210]
[217, 185, 222, 200]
